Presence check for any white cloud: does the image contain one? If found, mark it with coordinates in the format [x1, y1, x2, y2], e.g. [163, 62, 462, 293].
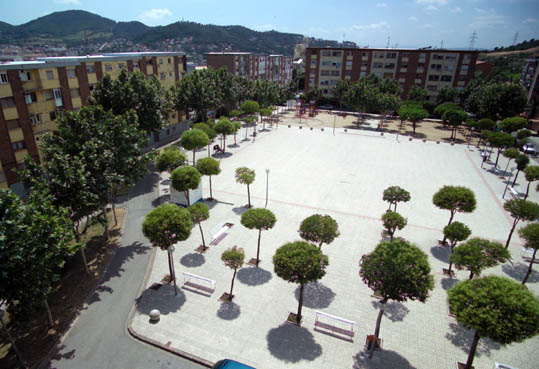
[408, 16, 418, 21]
[451, 6, 462, 13]
[54, 0, 81, 4]
[425, 5, 439, 11]
[423, 24, 434, 28]
[139, 8, 172, 23]
[351, 21, 389, 31]
[376, 2, 388, 7]
[470, 13, 506, 29]
[523, 18, 537, 24]
[416, 0, 447, 5]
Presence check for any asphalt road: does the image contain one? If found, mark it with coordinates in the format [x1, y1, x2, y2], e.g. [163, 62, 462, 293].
[45, 171, 206, 369]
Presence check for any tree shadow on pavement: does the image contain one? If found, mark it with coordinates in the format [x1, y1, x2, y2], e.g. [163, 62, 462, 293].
[87, 241, 150, 305]
[237, 267, 272, 286]
[232, 206, 248, 215]
[430, 245, 450, 263]
[216, 302, 241, 320]
[441, 277, 460, 290]
[445, 322, 501, 356]
[180, 253, 206, 268]
[371, 301, 410, 322]
[152, 194, 170, 207]
[502, 262, 539, 283]
[352, 349, 417, 369]
[135, 284, 186, 316]
[266, 323, 322, 363]
[294, 282, 335, 309]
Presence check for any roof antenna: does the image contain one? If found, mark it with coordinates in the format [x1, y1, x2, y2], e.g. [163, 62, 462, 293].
[386, 36, 390, 48]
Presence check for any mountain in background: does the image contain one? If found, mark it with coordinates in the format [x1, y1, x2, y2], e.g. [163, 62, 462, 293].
[0, 10, 344, 59]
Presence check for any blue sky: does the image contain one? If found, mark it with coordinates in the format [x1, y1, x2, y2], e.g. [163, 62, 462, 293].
[2, 0, 538, 49]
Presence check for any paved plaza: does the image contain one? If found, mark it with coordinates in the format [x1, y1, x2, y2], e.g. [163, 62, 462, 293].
[131, 120, 539, 369]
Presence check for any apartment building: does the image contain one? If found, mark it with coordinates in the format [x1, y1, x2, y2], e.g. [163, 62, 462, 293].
[522, 57, 539, 118]
[305, 47, 479, 101]
[0, 51, 187, 191]
[205, 52, 293, 86]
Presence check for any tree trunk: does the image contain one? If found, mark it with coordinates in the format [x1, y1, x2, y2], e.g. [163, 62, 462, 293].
[75, 230, 90, 274]
[223, 136, 226, 152]
[387, 202, 392, 211]
[185, 190, 190, 206]
[207, 143, 211, 157]
[464, 331, 481, 369]
[112, 189, 118, 226]
[209, 175, 213, 199]
[469, 271, 474, 280]
[525, 181, 531, 199]
[368, 298, 387, 358]
[413, 122, 416, 135]
[389, 231, 394, 242]
[394, 202, 398, 212]
[505, 218, 518, 249]
[247, 184, 251, 208]
[167, 249, 174, 284]
[448, 243, 456, 274]
[522, 248, 537, 284]
[442, 211, 456, 244]
[495, 149, 501, 167]
[503, 159, 512, 179]
[198, 221, 206, 247]
[256, 229, 262, 266]
[102, 205, 109, 240]
[318, 240, 323, 249]
[229, 269, 237, 297]
[193, 149, 196, 166]
[44, 298, 54, 327]
[297, 283, 304, 324]
[234, 132, 237, 145]
[512, 170, 520, 187]
[245, 125, 249, 140]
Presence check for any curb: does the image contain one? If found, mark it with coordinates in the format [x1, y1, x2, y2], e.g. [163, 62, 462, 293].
[38, 207, 129, 369]
[126, 247, 213, 368]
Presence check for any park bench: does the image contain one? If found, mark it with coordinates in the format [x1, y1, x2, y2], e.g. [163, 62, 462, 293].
[509, 187, 521, 199]
[182, 272, 215, 295]
[314, 311, 355, 342]
[210, 222, 234, 246]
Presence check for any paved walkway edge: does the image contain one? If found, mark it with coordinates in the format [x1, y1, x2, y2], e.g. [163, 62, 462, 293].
[126, 247, 213, 368]
[38, 208, 129, 369]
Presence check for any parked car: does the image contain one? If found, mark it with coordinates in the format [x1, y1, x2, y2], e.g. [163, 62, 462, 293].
[212, 359, 256, 369]
[522, 143, 537, 156]
[318, 104, 334, 110]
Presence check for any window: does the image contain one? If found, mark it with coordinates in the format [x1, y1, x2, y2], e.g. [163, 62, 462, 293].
[309, 78, 315, 85]
[118, 63, 125, 70]
[428, 75, 440, 81]
[133, 63, 139, 69]
[402, 53, 410, 58]
[401, 63, 408, 68]
[345, 70, 352, 76]
[11, 141, 26, 151]
[441, 75, 452, 82]
[332, 62, 341, 68]
[458, 75, 467, 82]
[384, 63, 395, 69]
[159, 58, 163, 64]
[321, 50, 331, 56]
[386, 52, 397, 59]
[89, 84, 97, 92]
[360, 71, 367, 77]
[432, 54, 444, 60]
[361, 62, 368, 67]
[168, 58, 171, 64]
[6, 119, 19, 129]
[443, 65, 455, 72]
[321, 61, 331, 66]
[86, 64, 95, 73]
[169, 72, 173, 79]
[373, 62, 383, 69]
[330, 70, 340, 76]
[311, 60, 316, 66]
[320, 80, 329, 86]
[105, 64, 113, 72]
[332, 51, 342, 57]
[347, 51, 353, 57]
[426, 85, 437, 91]
[0, 73, 8, 84]
[431, 64, 442, 70]
[19, 71, 31, 81]
[160, 72, 166, 80]
[1, 97, 16, 108]
[445, 55, 457, 61]
[418, 63, 425, 68]
[419, 53, 426, 59]
[374, 52, 384, 58]
[24, 92, 37, 104]
[461, 65, 469, 72]
[320, 70, 330, 76]
[362, 52, 368, 58]
[70, 88, 80, 97]
[30, 114, 42, 125]
[346, 61, 353, 67]
[67, 69, 76, 78]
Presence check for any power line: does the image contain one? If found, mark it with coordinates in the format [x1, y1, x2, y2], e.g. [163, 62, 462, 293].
[469, 31, 477, 50]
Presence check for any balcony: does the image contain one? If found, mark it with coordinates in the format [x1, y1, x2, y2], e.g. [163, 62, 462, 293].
[3, 107, 18, 121]
[400, 68, 407, 73]
[414, 79, 422, 83]
[14, 149, 29, 163]
[417, 68, 424, 73]
[0, 83, 12, 97]
[8, 127, 24, 143]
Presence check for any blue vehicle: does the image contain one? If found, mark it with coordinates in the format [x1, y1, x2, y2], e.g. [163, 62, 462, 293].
[212, 359, 256, 369]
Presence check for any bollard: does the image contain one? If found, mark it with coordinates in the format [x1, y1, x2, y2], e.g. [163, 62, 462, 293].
[150, 309, 161, 322]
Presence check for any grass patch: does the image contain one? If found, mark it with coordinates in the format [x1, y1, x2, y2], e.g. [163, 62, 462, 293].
[0, 208, 127, 369]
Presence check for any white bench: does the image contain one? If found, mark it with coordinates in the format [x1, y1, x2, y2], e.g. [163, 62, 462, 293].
[509, 187, 521, 199]
[314, 311, 355, 342]
[182, 272, 215, 295]
[210, 222, 233, 246]
[521, 248, 538, 262]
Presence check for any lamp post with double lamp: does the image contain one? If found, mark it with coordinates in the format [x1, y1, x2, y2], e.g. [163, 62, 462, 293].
[265, 169, 270, 208]
[0, 308, 25, 368]
[167, 245, 177, 295]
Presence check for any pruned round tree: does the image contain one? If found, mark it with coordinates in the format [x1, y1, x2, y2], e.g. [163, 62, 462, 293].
[523, 165, 539, 199]
[502, 148, 520, 178]
[241, 208, 276, 266]
[443, 221, 471, 276]
[235, 167, 256, 208]
[407, 108, 428, 136]
[155, 146, 187, 173]
[487, 132, 515, 167]
[188, 202, 210, 251]
[193, 122, 217, 157]
[214, 118, 235, 152]
[503, 199, 539, 249]
[450, 237, 510, 279]
[298, 214, 340, 249]
[241, 100, 260, 115]
[273, 241, 328, 325]
[448, 276, 539, 369]
[383, 185, 411, 212]
[518, 223, 539, 284]
[142, 204, 192, 285]
[180, 128, 210, 165]
[512, 154, 530, 187]
[221, 246, 245, 301]
[433, 186, 476, 244]
[232, 121, 242, 145]
[196, 157, 221, 200]
[360, 239, 434, 358]
[381, 211, 407, 241]
[499, 116, 527, 133]
[229, 110, 241, 120]
[171, 166, 201, 207]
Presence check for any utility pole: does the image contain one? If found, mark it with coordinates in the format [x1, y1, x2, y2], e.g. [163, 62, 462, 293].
[386, 37, 390, 49]
[440, 40, 444, 49]
[512, 32, 519, 45]
[469, 31, 477, 50]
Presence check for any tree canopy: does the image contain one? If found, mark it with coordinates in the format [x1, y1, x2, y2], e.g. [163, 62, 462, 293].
[142, 203, 192, 250]
[171, 166, 201, 206]
[180, 128, 210, 164]
[499, 117, 527, 133]
[519, 223, 539, 284]
[298, 214, 340, 248]
[383, 186, 411, 211]
[450, 238, 510, 279]
[381, 211, 407, 241]
[241, 208, 276, 266]
[155, 146, 187, 173]
[503, 199, 539, 248]
[433, 186, 477, 230]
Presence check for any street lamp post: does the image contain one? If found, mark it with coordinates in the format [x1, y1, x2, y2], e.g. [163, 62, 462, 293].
[0, 309, 25, 368]
[265, 169, 270, 208]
